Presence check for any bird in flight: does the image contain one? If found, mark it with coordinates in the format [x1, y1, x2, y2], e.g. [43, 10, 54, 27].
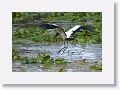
[40, 23, 94, 54]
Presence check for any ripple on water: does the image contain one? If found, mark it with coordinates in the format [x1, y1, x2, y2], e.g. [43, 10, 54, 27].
[14, 43, 102, 61]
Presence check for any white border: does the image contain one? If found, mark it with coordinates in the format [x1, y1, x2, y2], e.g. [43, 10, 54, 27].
[0, 0, 114, 84]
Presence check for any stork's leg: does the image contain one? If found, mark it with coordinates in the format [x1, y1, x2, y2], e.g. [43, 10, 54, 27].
[57, 41, 66, 54]
[61, 41, 69, 54]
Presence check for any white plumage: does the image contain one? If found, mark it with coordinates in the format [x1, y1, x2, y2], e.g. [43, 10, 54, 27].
[65, 25, 81, 38]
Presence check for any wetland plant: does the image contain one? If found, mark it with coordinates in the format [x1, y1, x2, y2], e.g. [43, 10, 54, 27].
[37, 54, 68, 65]
[89, 64, 102, 71]
[12, 48, 21, 61]
[37, 54, 68, 71]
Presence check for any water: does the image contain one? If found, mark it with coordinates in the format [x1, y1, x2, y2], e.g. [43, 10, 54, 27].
[14, 43, 102, 61]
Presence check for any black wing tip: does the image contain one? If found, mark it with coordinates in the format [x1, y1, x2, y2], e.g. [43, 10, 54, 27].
[81, 25, 95, 32]
[41, 23, 57, 26]
[40, 23, 58, 29]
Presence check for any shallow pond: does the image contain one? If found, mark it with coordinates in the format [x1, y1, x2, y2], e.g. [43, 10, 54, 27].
[14, 43, 102, 62]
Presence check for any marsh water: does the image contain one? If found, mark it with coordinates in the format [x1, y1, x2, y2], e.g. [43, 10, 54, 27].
[13, 43, 102, 72]
[14, 43, 102, 62]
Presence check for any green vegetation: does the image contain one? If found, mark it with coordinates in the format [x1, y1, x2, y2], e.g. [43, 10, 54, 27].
[13, 27, 62, 44]
[12, 12, 102, 44]
[37, 54, 68, 65]
[22, 57, 38, 64]
[12, 48, 21, 61]
[89, 64, 102, 71]
[12, 48, 68, 70]
[12, 48, 38, 64]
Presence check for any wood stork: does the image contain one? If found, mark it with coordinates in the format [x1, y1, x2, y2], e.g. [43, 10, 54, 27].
[40, 23, 94, 54]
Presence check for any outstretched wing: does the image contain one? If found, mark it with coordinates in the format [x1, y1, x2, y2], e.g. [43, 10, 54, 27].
[65, 25, 94, 38]
[74, 25, 94, 33]
[40, 23, 67, 40]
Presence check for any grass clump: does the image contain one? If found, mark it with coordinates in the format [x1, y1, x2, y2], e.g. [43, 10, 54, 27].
[22, 57, 38, 64]
[12, 48, 21, 61]
[54, 58, 68, 65]
[36, 54, 68, 70]
[37, 54, 68, 66]
[89, 64, 102, 71]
